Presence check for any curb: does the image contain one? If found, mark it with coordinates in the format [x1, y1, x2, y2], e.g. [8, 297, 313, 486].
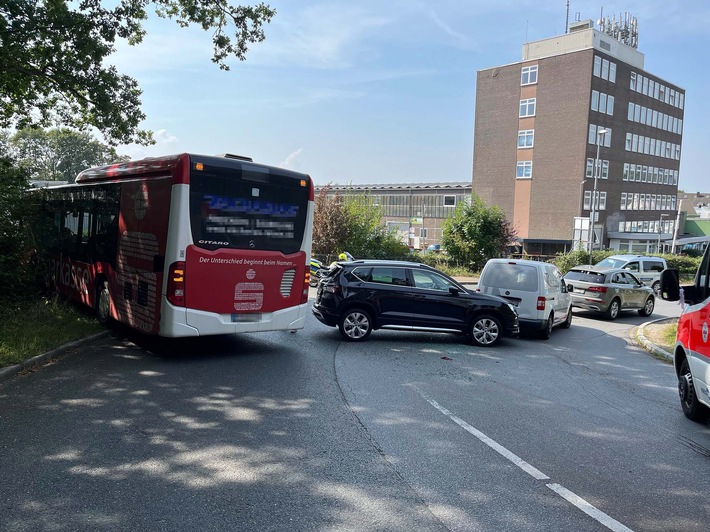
[0, 331, 109, 383]
[635, 318, 675, 362]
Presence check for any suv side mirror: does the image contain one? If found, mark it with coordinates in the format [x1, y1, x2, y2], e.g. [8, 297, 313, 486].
[449, 287, 461, 296]
[560, 283, 568, 293]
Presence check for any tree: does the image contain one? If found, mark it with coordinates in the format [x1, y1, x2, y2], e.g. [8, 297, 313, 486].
[312, 186, 349, 257]
[0, 1, 275, 145]
[312, 185, 409, 260]
[10, 128, 128, 182]
[441, 194, 517, 271]
[0, 157, 36, 299]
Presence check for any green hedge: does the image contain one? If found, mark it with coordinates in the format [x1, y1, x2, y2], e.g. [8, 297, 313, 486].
[548, 250, 701, 276]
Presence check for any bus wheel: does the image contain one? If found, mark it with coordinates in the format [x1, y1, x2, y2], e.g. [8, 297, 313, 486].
[678, 359, 710, 423]
[95, 281, 111, 325]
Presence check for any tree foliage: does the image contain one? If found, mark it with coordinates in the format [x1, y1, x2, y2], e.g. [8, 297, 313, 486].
[10, 128, 128, 182]
[312, 185, 409, 260]
[0, 0, 275, 145]
[0, 157, 38, 300]
[441, 194, 517, 271]
[312, 186, 349, 257]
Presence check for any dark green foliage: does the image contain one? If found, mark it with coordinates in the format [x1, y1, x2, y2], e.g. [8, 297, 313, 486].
[0, 1, 275, 145]
[0, 158, 41, 301]
[441, 194, 517, 271]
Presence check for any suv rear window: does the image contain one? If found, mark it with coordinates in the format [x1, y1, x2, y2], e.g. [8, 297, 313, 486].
[564, 271, 606, 283]
[480, 263, 538, 292]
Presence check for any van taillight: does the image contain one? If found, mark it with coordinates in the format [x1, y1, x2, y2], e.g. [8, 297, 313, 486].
[537, 296, 546, 310]
[588, 286, 608, 293]
[167, 261, 186, 306]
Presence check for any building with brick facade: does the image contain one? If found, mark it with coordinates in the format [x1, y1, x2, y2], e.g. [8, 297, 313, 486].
[472, 18, 684, 256]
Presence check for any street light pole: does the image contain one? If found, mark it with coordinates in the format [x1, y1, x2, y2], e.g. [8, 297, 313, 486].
[658, 213, 669, 253]
[588, 127, 608, 265]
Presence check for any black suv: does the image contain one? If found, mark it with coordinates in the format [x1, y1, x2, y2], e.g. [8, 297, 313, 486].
[311, 260, 519, 346]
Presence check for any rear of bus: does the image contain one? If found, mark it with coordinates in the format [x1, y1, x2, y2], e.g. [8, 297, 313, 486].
[161, 154, 314, 337]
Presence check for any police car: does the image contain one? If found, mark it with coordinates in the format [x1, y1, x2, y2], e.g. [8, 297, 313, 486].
[660, 246, 710, 422]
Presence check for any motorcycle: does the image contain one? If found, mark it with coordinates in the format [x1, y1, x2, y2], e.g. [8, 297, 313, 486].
[309, 258, 326, 287]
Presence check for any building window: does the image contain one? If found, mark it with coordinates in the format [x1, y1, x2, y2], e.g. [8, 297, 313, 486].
[444, 195, 456, 207]
[630, 72, 636, 91]
[594, 56, 601, 77]
[583, 191, 591, 210]
[609, 62, 616, 83]
[519, 98, 536, 117]
[516, 161, 533, 179]
[521, 65, 538, 85]
[518, 129, 534, 148]
[591, 90, 599, 112]
[606, 95, 614, 115]
[586, 158, 594, 178]
[621, 193, 627, 210]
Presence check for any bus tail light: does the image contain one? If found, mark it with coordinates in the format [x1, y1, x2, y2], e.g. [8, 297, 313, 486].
[167, 261, 186, 306]
[302, 271, 310, 303]
[537, 296, 546, 310]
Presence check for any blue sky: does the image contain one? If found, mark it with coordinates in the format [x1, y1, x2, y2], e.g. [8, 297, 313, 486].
[111, 1, 709, 192]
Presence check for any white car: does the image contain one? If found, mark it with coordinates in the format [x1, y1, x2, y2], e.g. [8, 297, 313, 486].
[594, 254, 667, 295]
[477, 258, 572, 339]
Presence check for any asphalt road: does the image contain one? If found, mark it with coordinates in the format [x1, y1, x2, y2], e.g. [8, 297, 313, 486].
[1, 296, 708, 531]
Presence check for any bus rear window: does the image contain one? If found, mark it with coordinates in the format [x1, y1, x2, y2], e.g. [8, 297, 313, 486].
[189, 165, 309, 253]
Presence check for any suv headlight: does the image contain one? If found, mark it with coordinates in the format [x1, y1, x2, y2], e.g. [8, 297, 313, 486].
[506, 303, 518, 315]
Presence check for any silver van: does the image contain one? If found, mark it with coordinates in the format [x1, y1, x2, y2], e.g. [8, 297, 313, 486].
[477, 259, 572, 339]
[594, 254, 667, 294]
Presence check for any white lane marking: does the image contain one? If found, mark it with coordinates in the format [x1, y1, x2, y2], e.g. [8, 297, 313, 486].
[422, 395, 634, 532]
[426, 398, 549, 480]
[547, 483, 633, 532]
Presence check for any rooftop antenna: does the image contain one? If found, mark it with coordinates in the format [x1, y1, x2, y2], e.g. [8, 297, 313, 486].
[565, 0, 570, 34]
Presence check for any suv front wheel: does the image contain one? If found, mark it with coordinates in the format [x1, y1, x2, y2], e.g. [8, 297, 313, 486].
[470, 315, 502, 347]
[338, 309, 373, 342]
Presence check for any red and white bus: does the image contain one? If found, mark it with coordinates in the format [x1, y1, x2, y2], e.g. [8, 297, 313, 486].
[661, 245, 710, 422]
[40, 153, 314, 337]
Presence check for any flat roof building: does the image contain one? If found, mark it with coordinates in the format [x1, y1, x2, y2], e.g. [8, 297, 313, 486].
[472, 16, 684, 256]
[315, 182, 472, 249]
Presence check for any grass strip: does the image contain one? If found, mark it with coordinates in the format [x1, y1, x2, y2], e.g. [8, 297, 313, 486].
[0, 297, 103, 369]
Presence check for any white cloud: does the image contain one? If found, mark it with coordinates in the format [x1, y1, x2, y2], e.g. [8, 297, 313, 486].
[118, 129, 180, 160]
[279, 148, 304, 170]
[247, 4, 390, 69]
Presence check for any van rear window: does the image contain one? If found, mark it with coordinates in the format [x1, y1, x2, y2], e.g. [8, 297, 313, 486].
[480, 263, 538, 292]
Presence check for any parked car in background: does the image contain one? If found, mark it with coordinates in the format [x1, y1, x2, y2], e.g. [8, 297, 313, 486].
[594, 254, 667, 295]
[311, 260, 519, 346]
[563, 266, 655, 320]
[477, 258, 572, 339]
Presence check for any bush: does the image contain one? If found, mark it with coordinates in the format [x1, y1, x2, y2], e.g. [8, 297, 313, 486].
[548, 250, 702, 276]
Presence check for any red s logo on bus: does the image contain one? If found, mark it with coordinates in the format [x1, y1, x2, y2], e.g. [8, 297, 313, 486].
[234, 282, 264, 311]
